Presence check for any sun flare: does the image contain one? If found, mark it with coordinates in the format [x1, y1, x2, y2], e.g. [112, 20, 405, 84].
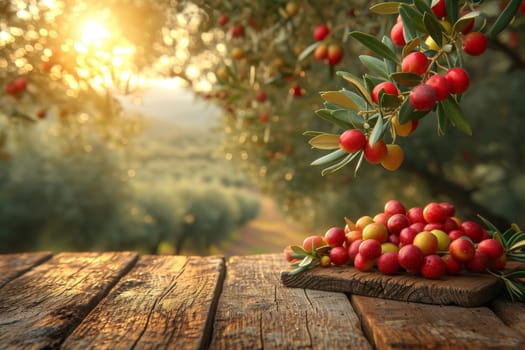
[79, 20, 111, 47]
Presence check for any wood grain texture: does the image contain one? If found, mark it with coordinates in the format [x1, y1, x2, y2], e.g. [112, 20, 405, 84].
[211, 254, 372, 350]
[352, 295, 524, 350]
[490, 298, 525, 341]
[0, 251, 52, 288]
[281, 265, 504, 307]
[61, 255, 225, 350]
[0, 251, 138, 349]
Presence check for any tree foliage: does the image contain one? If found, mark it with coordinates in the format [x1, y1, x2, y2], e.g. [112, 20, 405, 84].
[1, 0, 524, 249]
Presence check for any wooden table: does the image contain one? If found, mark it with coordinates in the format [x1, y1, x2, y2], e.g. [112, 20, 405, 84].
[0, 252, 524, 349]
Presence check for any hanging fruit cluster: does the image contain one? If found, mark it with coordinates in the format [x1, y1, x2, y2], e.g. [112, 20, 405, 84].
[305, 0, 523, 176]
[284, 199, 525, 300]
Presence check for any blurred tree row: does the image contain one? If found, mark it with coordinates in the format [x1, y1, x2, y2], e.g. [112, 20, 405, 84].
[1, 0, 524, 252]
[0, 116, 259, 253]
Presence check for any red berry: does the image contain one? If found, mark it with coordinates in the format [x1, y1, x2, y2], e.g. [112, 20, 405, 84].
[359, 239, 382, 260]
[449, 237, 476, 263]
[398, 244, 424, 273]
[387, 213, 410, 236]
[445, 68, 470, 94]
[426, 74, 451, 101]
[409, 84, 437, 111]
[402, 52, 429, 75]
[324, 227, 347, 247]
[407, 207, 425, 224]
[384, 199, 406, 216]
[462, 32, 488, 56]
[466, 250, 489, 273]
[372, 82, 398, 104]
[348, 239, 363, 261]
[256, 91, 267, 103]
[364, 140, 387, 164]
[218, 15, 229, 27]
[354, 253, 375, 271]
[477, 239, 505, 259]
[432, 0, 447, 19]
[442, 254, 463, 275]
[339, 129, 366, 153]
[313, 25, 330, 41]
[329, 246, 349, 265]
[230, 25, 245, 38]
[378, 252, 400, 275]
[390, 21, 406, 46]
[420, 254, 446, 279]
[399, 227, 418, 246]
[327, 44, 344, 65]
[460, 221, 483, 243]
[423, 202, 447, 223]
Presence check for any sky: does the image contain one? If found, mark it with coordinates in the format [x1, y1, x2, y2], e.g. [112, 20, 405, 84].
[118, 83, 220, 129]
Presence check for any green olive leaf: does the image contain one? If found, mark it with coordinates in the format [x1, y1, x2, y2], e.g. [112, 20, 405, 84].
[489, 0, 521, 37]
[359, 55, 389, 79]
[439, 97, 472, 136]
[308, 133, 341, 150]
[311, 148, 347, 166]
[369, 2, 401, 15]
[349, 31, 399, 64]
[298, 41, 321, 61]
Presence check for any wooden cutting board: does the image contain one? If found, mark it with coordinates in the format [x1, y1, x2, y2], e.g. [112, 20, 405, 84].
[281, 264, 518, 307]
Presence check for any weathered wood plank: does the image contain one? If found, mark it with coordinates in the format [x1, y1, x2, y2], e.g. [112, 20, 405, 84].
[0, 251, 53, 288]
[61, 255, 225, 350]
[352, 295, 524, 350]
[281, 265, 505, 307]
[211, 254, 372, 350]
[491, 298, 525, 341]
[0, 251, 138, 349]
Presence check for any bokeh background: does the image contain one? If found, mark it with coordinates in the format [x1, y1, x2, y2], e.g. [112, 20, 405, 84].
[1, 0, 524, 255]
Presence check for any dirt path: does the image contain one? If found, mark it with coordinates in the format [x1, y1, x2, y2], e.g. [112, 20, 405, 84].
[212, 196, 308, 257]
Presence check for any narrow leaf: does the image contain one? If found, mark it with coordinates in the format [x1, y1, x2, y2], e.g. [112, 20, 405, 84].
[423, 12, 444, 47]
[291, 245, 308, 256]
[369, 2, 401, 15]
[320, 91, 359, 110]
[414, 0, 434, 17]
[315, 109, 353, 130]
[489, 0, 521, 37]
[311, 148, 347, 166]
[380, 93, 402, 108]
[337, 71, 374, 106]
[382, 36, 397, 75]
[299, 255, 314, 267]
[303, 130, 327, 137]
[354, 151, 365, 176]
[359, 55, 389, 79]
[477, 215, 503, 240]
[439, 97, 472, 135]
[445, 0, 459, 24]
[452, 11, 480, 35]
[333, 109, 365, 128]
[298, 41, 321, 61]
[322, 152, 359, 176]
[369, 114, 386, 146]
[402, 37, 421, 58]
[436, 101, 449, 136]
[399, 97, 429, 123]
[308, 133, 341, 150]
[390, 72, 422, 87]
[349, 31, 399, 64]
[340, 89, 368, 110]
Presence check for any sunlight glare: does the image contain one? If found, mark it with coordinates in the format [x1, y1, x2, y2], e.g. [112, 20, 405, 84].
[80, 20, 110, 47]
